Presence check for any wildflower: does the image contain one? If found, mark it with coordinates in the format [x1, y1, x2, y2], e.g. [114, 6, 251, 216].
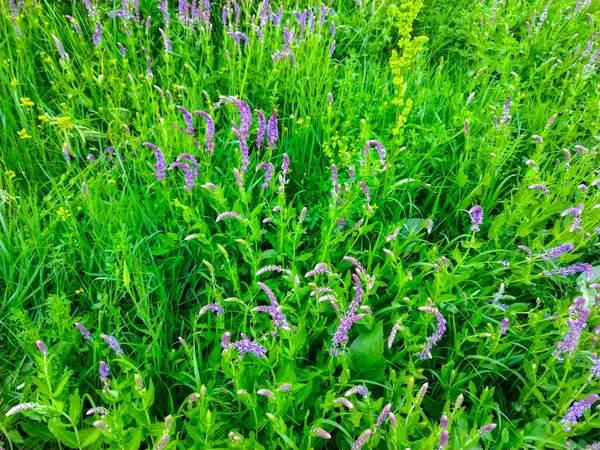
[35, 340, 48, 356]
[455, 394, 464, 409]
[364, 140, 387, 170]
[176, 154, 199, 178]
[6, 402, 36, 417]
[155, 434, 170, 450]
[99, 361, 109, 383]
[51, 34, 70, 61]
[540, 243, 574, 260]
[199, 302, 224, 316]
[256, 162, 274, 189]
[532, 135, 543, 145]
[257, 389, 275, 399]
[66, 15, 81, 34]
[588, 354, 600, 380]
[276, 383, 291, 392]
[257, 265, 289, 276]
[142, 142, 167, 180]
[176, 105, 195, 135]
[499, 318, 509, 334]
[232, 122, 250, 172]
[544, 263, 593, 281]
[254, 282, 290, 331]
[345, 385, 369, 398]
[159, 28, 172, 52]
[359, 182, 371, 202]
[388, 320, 402, 348]
[189, 110, 214, 153]
[117, 42, 126, 57]
[267, 109, 278, 149]
[334, 397, 354, 409]
[86, 407, 108, 416]
[518, 245, 532, 254]
[281, 153, 290, 178]
[351, 429, 371, 450]
[146, 57, 154, 79]
[427, 220, 434, 234]
[306, 263, 328, 277]
[92, 420, 109, 430]
[554, 297, 589, 360]
[216, 211, 246, 223]
[500, 96, 512, 124]
[386, 227, 400, 242]
[92, 21, 102, 47]
[417, 304, 446, 359]
[230, 333, 267, 358]
[328, 92, 333, 104]
[255, 110, 266, 148]
[75, 323, 92, 340]
[17, 128, 32, 139]
[468, 205, 484, 232]
[440, 414, 449, 429]
[135, 374, 145, 392]
[312, 428, 331, 439]
[438, 429, 449, 448]
[562, 394, 599, 431]
[221, 332, 231, 348]
[529, 184, 550, 194]
[228, 31, 250, 51]
[375, 403, 391, 428]
[100, 334, 124, 356]
[168, 162, 195, 190]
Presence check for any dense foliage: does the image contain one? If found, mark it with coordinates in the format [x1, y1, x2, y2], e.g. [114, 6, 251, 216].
[1, 0, 600, 448]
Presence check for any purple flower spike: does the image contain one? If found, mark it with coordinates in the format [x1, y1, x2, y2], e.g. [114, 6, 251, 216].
[329, 40, 336, 56]
[282, 153, 290, 177]
[439, 429, 449, 448]
[159, 28, 172, 52]
[228, 31, 250, 51]
[159, 0, 170, 28]
[306, 263, 328, 277]
[168, 161, 195, 190]
[589, 353, 600, 380]
[51, 34, 70, 61]
[388, 320, 402, 348]
[561, 394, 598, 431]
[468, 205, 484, 232]
[499, 318, 509, 334]
[230, 333, 267, 358]
[351, 429, 371, 450]
[256, 162, 274, 189]
[540, 243, 574, 260]
[176, 153, 199, 178]
[255, 110, 266, 148]
[417, 304, 446, 359]
[99, 361, 109, 382]
[221, 331, 231, 348]
[117, 42, 127, 57]
[193, 110, 215, 153]
[480, 423, 497, 435]
[255, 282, 290, 331]
[544, 263, 593, 281]
[142, 142, 167, 180]
[92, 21, 102, 47]
[312, 428, 331, 439]
[100, 334, 123, 356]
[267, 109, 278, 149]
[330, 275, 365, 356]
[364, 140, 387, 170]
[529, 184, 550, 194]
[216, 211, 246, 222]
[232, 122, 250, 172]
[199, 302, 224, 316]
[233, 168, 244, 188]
[375, 403, 391, 428]
[554, 297, 589, 360]
[75, 323, 92, 340]
[36, 340, 49, 356]
[176, 105, 195, 136]
[66, 15, 81, 34]
[359, 181, 371, 203]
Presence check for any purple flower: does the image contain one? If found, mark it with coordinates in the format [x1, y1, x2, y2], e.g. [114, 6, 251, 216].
[255, 282, 290, 330]
[277, 383, 291, 392]
[327, 92, 333, 104]
[192, 110, 215, 153]
[255, 110, 266, 148]
[439, 429, 449, 448]
[589, 353, 600, 380]
[540, 243, 574, 260]
[337, 218, 346, 231]
[331, 275, 365, 356]
[176, 153, 199, 178]
[499, 318, 509, 334]
[271, 5, 283, 25]
[66, 15, 81, 34]
[544, 263, 594, 281]
[363, 140, 387, 170]
[228, 32, 250, 51]
[176, 105, 195, 136]
[359, 182, 371, 203]
[252, 24, 265, 44]
[146, 57, 154, 79]
[282, 153, 290, 177]
[230, 333, 267, 358]
[92, 21, 102, 47]
[427, 220, 434, 234]
[142, 142, 167, 180]
[306, 263, 328, 277]
[51, 34, 69, 61]
[267, 109, 278, 149]
[351, 429, 371, 450]
[388, 320, 402, 348]
[375, 403, 391, 428]
[221, 331, 231, 348]
[334, 397, 354, 409]
[417, 305, 446, 359]
[232, 122, 250, 172]
[440, 414, 449, 429]
[222, 97, 252, 138]
[159, 0, 170, 28]
[518, 245, 532, 254]
[330, 20, 336, 38]
[100, 334, 124, 356]
[329, 40, 336, 56]
[532, 135, 543, 145]
[216, 211, 246, 222]
[500, 96, 512, 124]
[159, 28, 172, 52]
[554, 297, 589, 360]
[256, 162, 274, 189]
[257, 388, 275, 399]
[529, 184, 550, 194]
[561, 394, 598, 431]
[468, 205, 484, 232]
[168, 161, 195, 190]
[199, 302, 224, 316]
[75, 323, 92, 340]
[233, 168, 244, 188]
[479, 423, 497, 435]
[99, 361, 109, 382]
[117, 42, 127, 57]
[145, 15, 151, 30]
[36, 340, 48, 356]
[312, 428, 331, 439]
[62, 143, 71, 163]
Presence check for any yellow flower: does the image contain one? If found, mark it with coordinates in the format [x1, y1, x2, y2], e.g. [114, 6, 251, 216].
[17, 128, 32, 139]
[20, 97, 34, 107]
[75, 288, 84, 294]
[5, 170, 16, 180]
[38, 114, 48, 122]
[56, 207, 71, 221]
[10, 78, 18, 86]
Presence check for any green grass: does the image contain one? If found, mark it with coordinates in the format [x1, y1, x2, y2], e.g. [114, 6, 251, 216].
[0, 0, 600, 448]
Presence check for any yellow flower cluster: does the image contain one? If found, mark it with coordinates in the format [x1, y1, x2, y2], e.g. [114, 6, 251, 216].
[17, 128, 32, 139]
[322, 134, 352, 166]
[20, 97, 34, 107]
[389, 1, 428, 135]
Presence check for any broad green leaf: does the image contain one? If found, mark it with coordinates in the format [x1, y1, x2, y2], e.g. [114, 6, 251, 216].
[348, 322, 385, 382]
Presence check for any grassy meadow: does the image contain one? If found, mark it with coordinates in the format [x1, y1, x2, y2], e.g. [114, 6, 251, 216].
[1, 0, 600, 448]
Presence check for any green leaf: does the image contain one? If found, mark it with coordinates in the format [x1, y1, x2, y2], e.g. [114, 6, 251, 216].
[79, 428, 101, 447]
[21, 422, 53, 442]
[123, 260, 130, 286]
[124, 427, 144, 450]
[48, 419, 80, 448]
[348, 322, 385, 382]
[69, 389, 81, 426]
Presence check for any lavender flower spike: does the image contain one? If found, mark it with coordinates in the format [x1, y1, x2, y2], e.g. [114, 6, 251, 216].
[375, 403, 392, 428]
[364, 140, 387, 170]
[499, 318, 509, 334]
[417, 305, 447, 359]
[142, 142, 167, 180]
[352, 429, 371, 450]
[388, 320, 402, 348]
[334, 397, 354, 409]
[100, 334, 124, 356]
[168, 162, 195, 191]
[479, 423, 497, 435]
[193, 110, 215, 153]
[176, 153, 199, 178]
[345, 384, 369, 397]
[468, 205, 484, 232]
[545, 263, 593, 281]
[267, 109, 278, 149]
[99, 361, 109, 382]
[312, 428, 331, 439]
[529, 184, 550, 194]
[36, 340, 49, 355]
[255, 281, 290, 330]
[330, 275, 365, 356]
[256, 162, 274, 189]
[51, 34, 70, 61]
[540, 243, 574, 260]
[561, 394, 599, 431]
[306, 263, 328, 277]
[230, 333, 267, 358]
[199, 302, 224, 316]
[232, 123, 250, 172]
[553, 297, 589, 360]
[75, 322, 92, 340]
[176, 105, 195, 135]
[5, 402, 37, 417]
[439, 429, 449, 448]
[92, 21, 102, 47]
[159, 28, 172, 52]
[216, 211, 246, 222]
[255, 110, 266, 148]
